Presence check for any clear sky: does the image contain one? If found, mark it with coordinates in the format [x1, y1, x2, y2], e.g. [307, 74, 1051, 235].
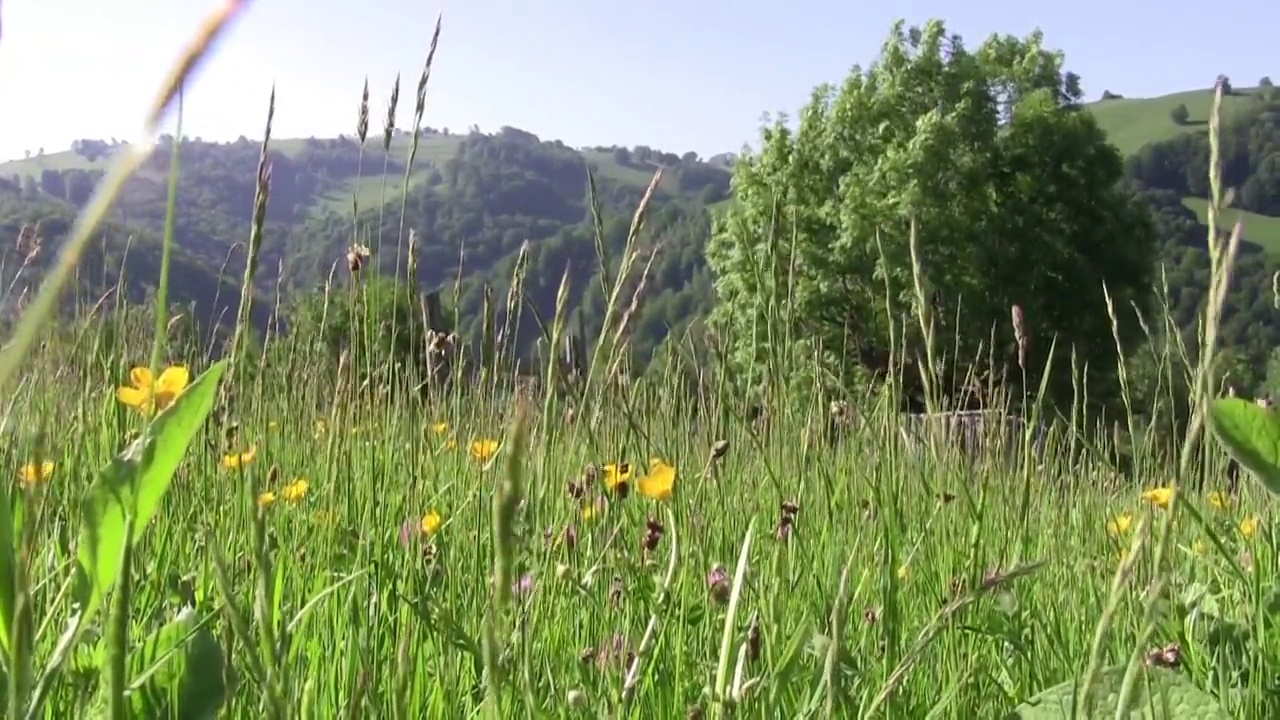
[0, 0, 1272, 163]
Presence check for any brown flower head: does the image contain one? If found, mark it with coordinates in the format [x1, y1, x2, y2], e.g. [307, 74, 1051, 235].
[642, 516, 665, 552]
[707, 563, 730, 604]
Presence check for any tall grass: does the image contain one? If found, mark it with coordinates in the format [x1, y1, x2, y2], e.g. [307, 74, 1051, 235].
[0, 14, 1272, 719]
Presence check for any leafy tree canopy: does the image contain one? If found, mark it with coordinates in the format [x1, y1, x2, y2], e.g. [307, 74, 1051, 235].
[707, 19, 1159, 411]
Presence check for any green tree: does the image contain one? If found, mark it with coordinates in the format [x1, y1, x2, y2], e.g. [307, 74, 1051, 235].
[1169, 103, 1190, 125]
[705, 19, 1158, 410]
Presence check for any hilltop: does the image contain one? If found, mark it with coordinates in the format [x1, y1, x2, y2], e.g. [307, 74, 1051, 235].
[1087, 82, 1271, 155]
[0, 130, 729, 221]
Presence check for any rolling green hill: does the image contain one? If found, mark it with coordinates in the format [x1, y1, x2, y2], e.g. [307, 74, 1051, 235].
[1086, 82, 1280, 257]
[0, 128, 730, 365]
[1086, 84, 1270, 157]
[0, 131, 711, 222]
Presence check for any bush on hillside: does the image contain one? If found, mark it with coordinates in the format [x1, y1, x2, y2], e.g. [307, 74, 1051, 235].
[288, 274, 455, 392]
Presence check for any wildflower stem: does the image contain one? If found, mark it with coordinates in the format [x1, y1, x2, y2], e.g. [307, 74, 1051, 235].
[147, 89, 183, 378]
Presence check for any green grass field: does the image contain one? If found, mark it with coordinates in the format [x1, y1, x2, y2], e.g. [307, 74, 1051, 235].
[3, 336, 1270, 717]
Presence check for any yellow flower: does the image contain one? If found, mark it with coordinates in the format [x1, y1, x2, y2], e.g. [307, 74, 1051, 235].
[581, 501, 601, 522]
[1240, 515, 1260, 539]
[1192, 538, 1208, 556]
[1142, 487, 1175, 510]
[281, 478, 309, 503]
[18, 460, 54, 487]
[222, 447, 257, 470]
[116, 365, 190, 415]
[431, 421, 449, 435]
[604, 462, 632, 496]
[257, 491, 277, 508]
[896, 563, 909, 580]
[637, 458, 676, 501]
[1106, 512, 1132, 537]
[421, 509, 443, 535]
[1207, 491, 1229, 510]
[469, 439, 500, 462]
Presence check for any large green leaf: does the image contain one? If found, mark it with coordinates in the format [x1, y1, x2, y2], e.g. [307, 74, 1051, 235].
[1208, 397, 1280, 496]
[126, 607, 227, 719]
[88, 607, 228, 719]
[74, 361, 227, 623]
[1009, 665, 1228, 718]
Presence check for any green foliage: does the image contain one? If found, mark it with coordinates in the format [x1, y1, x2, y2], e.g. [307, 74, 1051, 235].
[1209, 396, 1280, 495]
[89, 608, 228, 719]
[1010, 665, 1228, 718]
[288, 274, 453, 388]
[706, 20, 1157, 409]
[75, 360, 227, 624]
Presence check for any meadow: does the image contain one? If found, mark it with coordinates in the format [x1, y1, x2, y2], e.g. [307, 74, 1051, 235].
[0, 8, 1277, 720]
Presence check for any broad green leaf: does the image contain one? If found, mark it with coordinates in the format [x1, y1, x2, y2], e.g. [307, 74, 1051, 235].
[1009, 665, 1228, 718]
[75, 360, 227, 624]
[90, 607, 228, 719]
[1209, 397, 1280, 496]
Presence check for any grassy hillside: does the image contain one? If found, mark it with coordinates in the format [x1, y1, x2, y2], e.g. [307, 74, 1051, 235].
[1086, 85, 1267, 157]
[0, 132, 703, 221]
[1180, 197, 1280, 252]
[0, 129, 728, 365]
[1087, 84, 1280, 258]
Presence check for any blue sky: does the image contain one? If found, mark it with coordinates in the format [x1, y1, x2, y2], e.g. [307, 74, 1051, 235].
[0, 0, 1272, 163]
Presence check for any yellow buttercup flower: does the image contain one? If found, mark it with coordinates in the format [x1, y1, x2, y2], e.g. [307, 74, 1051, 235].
[469, 439, 500, 463]
[604, 462, 631, 496]
[18, 460, 54, 488]
[1240, 515, 1260, 539]
[421, 509, 443, 535]
[1106, 512, 1132, 537]
[637, 459, 676, 501]
[257, 491, 277, 508]
[431, 421, 449, 435]
[116, 365, 190, 415]
[1207, 491, 1229, 510]
[1192, 538, 1208, 556]
[896, 563, 910, 580]
[222, 447, 257, 470]
[1142, 487, 1175, 510]
[281, 478, 309, 503]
